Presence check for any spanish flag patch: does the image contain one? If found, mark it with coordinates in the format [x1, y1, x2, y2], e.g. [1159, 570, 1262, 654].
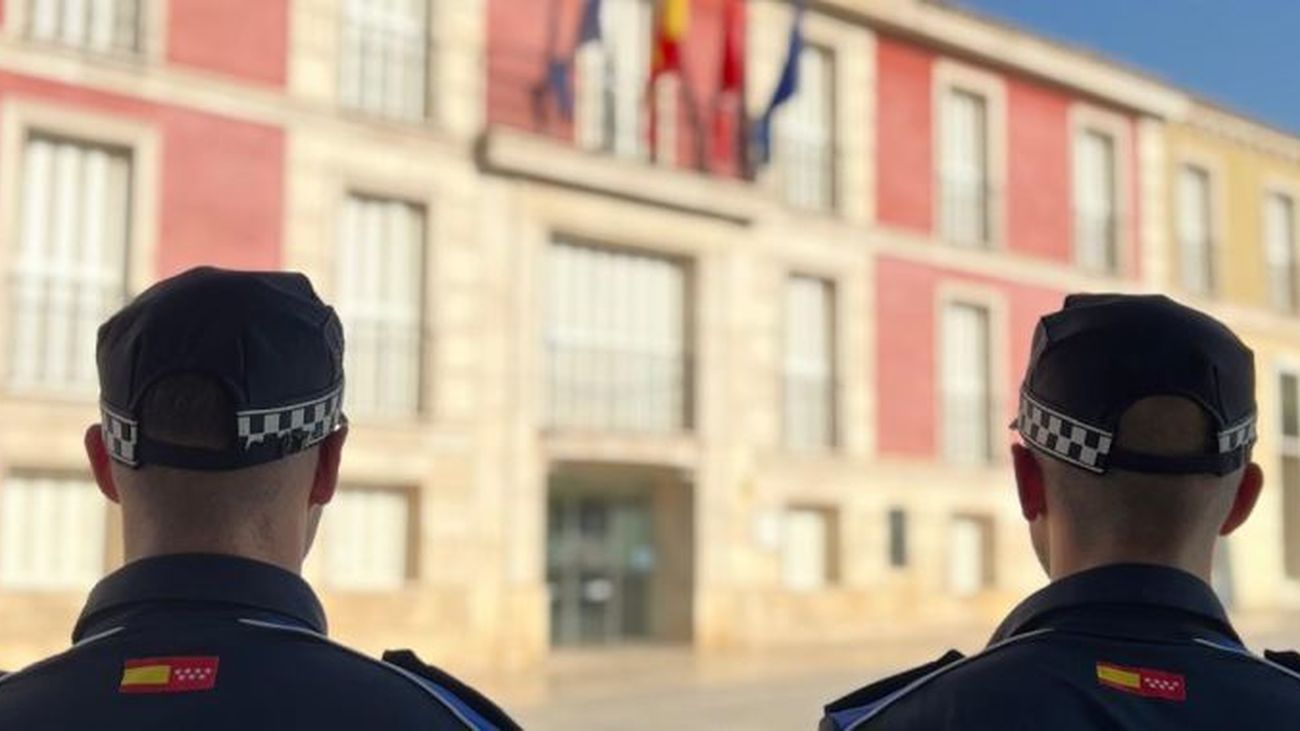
[1096, 661, 1185, 701]
[120, 656, 219, 694]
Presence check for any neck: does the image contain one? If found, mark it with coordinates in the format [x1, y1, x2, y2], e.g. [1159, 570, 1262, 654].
[1048, 534, 1215, 584]
[122, 519, 306, 574]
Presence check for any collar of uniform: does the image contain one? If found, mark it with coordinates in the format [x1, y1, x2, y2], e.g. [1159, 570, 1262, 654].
[989, 563, 1239, 646]
[73, 553, 327, 642]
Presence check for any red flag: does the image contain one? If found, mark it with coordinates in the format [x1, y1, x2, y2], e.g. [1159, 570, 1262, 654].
[712, 0, 746, 173]
[652, 0, 690, 78]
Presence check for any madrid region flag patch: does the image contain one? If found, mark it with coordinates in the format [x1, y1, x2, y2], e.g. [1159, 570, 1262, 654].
[1096, 661, 1186, 701]
[120, 656, 220, 694]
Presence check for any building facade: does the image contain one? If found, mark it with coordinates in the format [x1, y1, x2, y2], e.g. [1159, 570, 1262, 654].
[0, 0, 1296, 674]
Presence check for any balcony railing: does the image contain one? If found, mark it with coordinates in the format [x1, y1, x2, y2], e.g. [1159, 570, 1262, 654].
[1269, 262, 1299, 314]
[1074, 210, 1120, 275]
[939, 177, 996, 249]
[1178, 236, 1217, 296]
[783, 373, 839, 450]
[546, 342, 694, 434]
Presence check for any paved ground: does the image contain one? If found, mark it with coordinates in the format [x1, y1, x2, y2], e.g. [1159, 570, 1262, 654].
[489, 612, 1300, 731]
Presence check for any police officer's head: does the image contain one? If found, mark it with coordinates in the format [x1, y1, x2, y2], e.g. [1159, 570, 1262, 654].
[1010, 294, 1263, 581]
[83, 267, 348, 571]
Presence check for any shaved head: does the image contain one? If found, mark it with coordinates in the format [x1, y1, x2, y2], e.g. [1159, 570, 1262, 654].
[1030, 396, 1248, 576]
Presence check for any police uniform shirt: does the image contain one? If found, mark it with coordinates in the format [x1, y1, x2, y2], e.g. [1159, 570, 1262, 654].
[822, 564, 1300, 730]
[0, 554, 519, 731]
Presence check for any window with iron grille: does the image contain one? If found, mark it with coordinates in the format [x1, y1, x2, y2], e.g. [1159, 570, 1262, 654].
[776, 45, 836, 212]
[1265, 192, 1297, 313]
[1178, 165, 1215, 296]
[782, 506, 838, 591]
[336, 194, 426, 418]
[574, 0, 652, 158]
[546, 239, 691, 433]
[1074, 129, 1118, 274]
[783, 275, 837, 450]
[27, 0, 143, 55]
[339, 0, 430, 120]
[942, 301, 993, 464]
[0, 473, 106, 590]
[940, 89, 990, 248]
[305, 486, 414, 590]
[10, 134, 131, 393]
[1280, 372, 1300, 579]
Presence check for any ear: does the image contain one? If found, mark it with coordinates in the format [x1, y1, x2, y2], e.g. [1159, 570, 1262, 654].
[308, 425, 348, 506]
[1220, 462, 1264, 537]
[1011, 443, 1047, 521]
[84, 424, 120, 504]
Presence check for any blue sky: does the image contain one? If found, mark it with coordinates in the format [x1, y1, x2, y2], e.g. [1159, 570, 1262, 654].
[952, 0, 1300, 135]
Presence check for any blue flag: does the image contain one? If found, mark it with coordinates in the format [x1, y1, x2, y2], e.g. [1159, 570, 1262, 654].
[753, 0, 806, 164]
[578, 0, 602, 46]
[545, 0, 602, 119]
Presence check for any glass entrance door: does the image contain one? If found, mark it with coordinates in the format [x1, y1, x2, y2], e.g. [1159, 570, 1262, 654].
[547, 489, 655, 646]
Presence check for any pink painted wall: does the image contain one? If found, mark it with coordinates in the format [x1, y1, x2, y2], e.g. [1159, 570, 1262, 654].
[0, 72, 284, 275]
[1006, 78, 1071, 262]
[875, 37, 933, 234]
[167, 0, 289, 86]
[875, 256, 1065, 458]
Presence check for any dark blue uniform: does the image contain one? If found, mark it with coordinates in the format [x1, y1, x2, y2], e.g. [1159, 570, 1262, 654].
[0, 554, 520, 730]
[822, 564, 1300, 730]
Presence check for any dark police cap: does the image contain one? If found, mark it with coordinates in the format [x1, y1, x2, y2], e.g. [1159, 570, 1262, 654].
[1013, 293, 1256, 476]
[96, 267, 345, 471]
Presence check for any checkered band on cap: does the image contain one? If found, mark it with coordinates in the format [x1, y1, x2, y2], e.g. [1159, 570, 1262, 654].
[1017, 393, 1114, 474]
[102, 407, 139, 467]
[237, 385, 344, 453]
[1217, 417, 1257, 454]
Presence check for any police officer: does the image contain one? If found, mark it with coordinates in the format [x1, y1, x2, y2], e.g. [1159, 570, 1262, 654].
[822, 294, 1300, 729]
[0, 267, 520, 730]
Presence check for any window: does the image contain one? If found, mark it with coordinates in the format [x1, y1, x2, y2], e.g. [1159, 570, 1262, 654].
[783, 275, 836, 449]
[1074, 129, 1118, 274]
[0, 474, 105, 589]
[575, 0, 652, 158]
[1178, 165, 1215, 295]
[339, 0, 430, 120]
[782, 506, 838, 591]
[27, 0, 143, 54]
[336, 194, 426, 418]
[308, 486, 413, 590]
[1280, 372, 1300, 579]
[546, 240, 691, 432]
[10, 135, 131, 392]
[940, 89, 990, 248]
[948, 514, 994, 596]
[941, 302, 993, 464]
[776, 45, 836, 212]
[1265, 192, 1297, 313]
[887, 508, 908, 569]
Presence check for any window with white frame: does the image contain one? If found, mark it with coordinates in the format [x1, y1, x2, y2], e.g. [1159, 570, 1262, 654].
[1280, 371, 1300, 579]
[0, 474, 105, 589]
[784, 275, 836, 450]
[1265, 192, 1297, 313]
[942, 301, 993, 464]
[782, 506, 837, 591]
[1178, 165, 1215, 296]
[9, 134, 131, 393]
[776, 45, 836, 212]
[307, 486, 413, 590]
[27, 0, 143, 54]
[339, 0, 430, 120]
[575, 0, 652, 159]
[1074, 129, 1118, 274]
[336, 194, 426, 418]
[546, 239, 691, 433]
[948, 514, 993, 596]
[940, 88, 990, 248]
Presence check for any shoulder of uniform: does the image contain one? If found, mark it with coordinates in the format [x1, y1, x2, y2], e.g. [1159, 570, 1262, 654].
[821, 628, 1056, 731]
[1264, 649, 1300, 676]
[382, 649, 522, 731]
[821, 649, 965, 731]
[237, 619, 516, 729]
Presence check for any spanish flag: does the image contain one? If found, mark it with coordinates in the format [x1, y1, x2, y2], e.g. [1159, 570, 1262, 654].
[1095, 661, 1186, 701]
[120, 656, 220, 694]
[652, 0, 690, 78]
